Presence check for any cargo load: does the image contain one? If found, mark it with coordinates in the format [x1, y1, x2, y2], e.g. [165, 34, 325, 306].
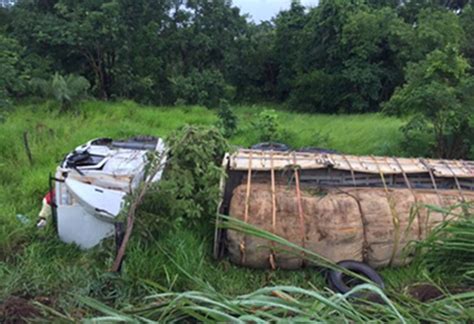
[214, 149, 474, 269]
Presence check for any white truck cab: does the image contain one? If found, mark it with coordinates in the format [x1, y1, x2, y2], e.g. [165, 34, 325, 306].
[52, 137, 166, 249]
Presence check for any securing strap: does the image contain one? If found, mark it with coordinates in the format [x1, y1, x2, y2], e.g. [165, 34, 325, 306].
[269, 150, 277, 270]
[336, 188, 369, 263]
[392, 157, 422, 240]
[371, 156, 400, 267]
[420, 159, 445, 216]
[292, 152, 306, 266]
[442, 160, 466, 203]
[240, 151, 253, 264]
[342, 154, 357, 187]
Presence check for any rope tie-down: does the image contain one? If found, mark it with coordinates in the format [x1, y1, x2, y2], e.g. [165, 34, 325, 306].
[420, 159, 448, 222]
[269, 150, 277, 270]
[240, 151, 253, 264]
[392, 157, 423, 240]
[292, 152, 306, 267]
[371, 156, 400, 267]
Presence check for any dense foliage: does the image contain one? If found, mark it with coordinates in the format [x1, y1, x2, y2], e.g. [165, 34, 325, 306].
[0, 0, 473, 157]
[142, 125, 228, 230]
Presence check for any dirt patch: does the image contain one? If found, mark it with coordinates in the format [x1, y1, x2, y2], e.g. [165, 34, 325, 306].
[406, 284, 444, 302]
[0, 296, 40, 323]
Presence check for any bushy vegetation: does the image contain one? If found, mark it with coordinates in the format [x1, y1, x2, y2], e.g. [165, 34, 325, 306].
[144, 125, 228, 228]
[385, 47, 474, 159]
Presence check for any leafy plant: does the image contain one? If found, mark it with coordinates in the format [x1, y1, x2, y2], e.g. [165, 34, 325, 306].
[51, 73, 90, 111]
[141, 125, 228, 229]
[399, 116, 435, 157]
[217, 99, 238, 138]
[171, 69, 228, 108]
[384, 47, 474, 159]
[253, 109, 281, 142]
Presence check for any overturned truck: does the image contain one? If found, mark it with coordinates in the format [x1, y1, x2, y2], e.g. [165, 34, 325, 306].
[214, 149, 474, 269]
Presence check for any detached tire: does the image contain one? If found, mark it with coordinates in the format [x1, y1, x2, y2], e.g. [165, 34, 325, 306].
[328, 260, 384, 294]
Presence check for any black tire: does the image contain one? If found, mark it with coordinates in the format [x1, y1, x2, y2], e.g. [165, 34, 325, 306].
[327, 260, 384, 294]
[250, 142, 290, 151]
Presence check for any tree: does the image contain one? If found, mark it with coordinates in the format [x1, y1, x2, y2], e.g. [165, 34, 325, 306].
[226, 22, 278, 101]
[289, 1, 414, 113]
[171, 68, 227, 108]
[340, 7, 414, 111]
[460, 5, 474, 67]
[385, 47, 474, 158]
[0, 34, 26, 103]
[53, 0, 123, 99]
[273, 0, 308, 100]
[398, 0, 470, 23]
[413, 8, 465, 60]
[3, 0, 474, 113]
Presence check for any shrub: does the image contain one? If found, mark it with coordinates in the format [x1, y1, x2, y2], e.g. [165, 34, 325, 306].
[217, 99, 238, 138]
[399, 116, 435, 157]
[252, 109, 281, 142]
[141, 125, 228, 230]
[51, 73, 90, 111]
[384, 47, 474, 159]
[28, 73, 90, 110]
[28, 77, 50, 98]
[0, 88, 10, 110]
[171, 69, 228, 108]
[288, 70, 342, 113]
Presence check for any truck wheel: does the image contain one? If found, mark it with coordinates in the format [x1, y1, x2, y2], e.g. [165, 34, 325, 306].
[328, 260, 384, 294]
[250, 142, 289, 151]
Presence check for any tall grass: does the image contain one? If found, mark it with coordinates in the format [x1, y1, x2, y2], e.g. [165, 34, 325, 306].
[78, 212, 474, 323]
[232, 105, 404, 155]
[417, 203, 474, 283]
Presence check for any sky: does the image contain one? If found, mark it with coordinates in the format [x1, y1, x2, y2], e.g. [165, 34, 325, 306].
[233, 0, 319, 22]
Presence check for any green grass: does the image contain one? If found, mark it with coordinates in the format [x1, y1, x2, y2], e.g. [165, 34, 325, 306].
[232, 105, 404, 155]
[0, 99, 451, 321]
